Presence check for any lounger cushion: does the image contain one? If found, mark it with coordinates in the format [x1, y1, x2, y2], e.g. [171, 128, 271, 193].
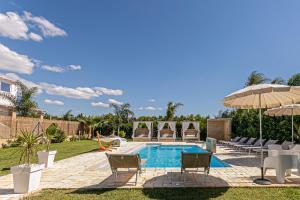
[160, 129, 174, 138]
[135, 128, 149, 138]
[184, 129, 198, 137]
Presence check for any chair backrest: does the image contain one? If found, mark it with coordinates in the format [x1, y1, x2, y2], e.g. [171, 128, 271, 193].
[106, 153, 141, 170]
[268, 144, 282, 150]
[253, 138, 266, 147]
[181, 152, 212, 169]
[233, 136, 241, 142]
[281, 141, 295, 150]
[264, 139, 278, 147]
[238, 137, 248, 144]
[245, 137, 256, 145]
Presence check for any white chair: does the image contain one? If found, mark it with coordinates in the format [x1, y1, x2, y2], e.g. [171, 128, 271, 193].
[264, 154, 299, 183]
[264, 145, 300, 184]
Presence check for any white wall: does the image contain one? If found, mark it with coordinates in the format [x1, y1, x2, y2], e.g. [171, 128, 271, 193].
[0, 78, 17, 107]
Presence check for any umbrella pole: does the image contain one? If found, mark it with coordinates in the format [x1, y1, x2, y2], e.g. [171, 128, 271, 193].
[254, 95, 271, 185]
[292, 108, 294, 143]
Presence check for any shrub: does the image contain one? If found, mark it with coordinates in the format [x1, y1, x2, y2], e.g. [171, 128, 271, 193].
[118, 131, 126, 138]
[1, 138, 22, 148]
[80, 134, 89, 140]
[46, 124, 66, 143]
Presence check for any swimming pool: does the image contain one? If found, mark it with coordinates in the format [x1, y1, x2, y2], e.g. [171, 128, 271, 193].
[135, 144, 230, 168]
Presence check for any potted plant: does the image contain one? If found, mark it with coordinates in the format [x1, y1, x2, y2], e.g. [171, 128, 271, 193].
[10, 131, 44, 194]
[37, 124, 58, 168]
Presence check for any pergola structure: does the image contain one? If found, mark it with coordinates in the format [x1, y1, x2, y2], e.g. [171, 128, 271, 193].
[157, 121, 176, 142]
[181, 121, 200, 141]
[132, 121, 152, 141]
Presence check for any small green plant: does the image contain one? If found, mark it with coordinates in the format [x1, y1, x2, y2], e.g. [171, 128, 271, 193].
[17, 130, 42, 165]
[118, 131, 126, 138]
[46, 124, 66, 143]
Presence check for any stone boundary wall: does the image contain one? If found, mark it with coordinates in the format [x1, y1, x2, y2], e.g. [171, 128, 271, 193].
[0, 113, 80, 139]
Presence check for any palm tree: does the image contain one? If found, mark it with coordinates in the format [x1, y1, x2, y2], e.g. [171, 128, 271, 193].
[288, 73, 300, 86]
[245, 71, 269, 86]
[62, 110, 73, 121]
[271, 77, 286, 84]
[0, 81, 38, 116]
[110, 103, 134, 134]
[166, 101, 183, 120]
[78, 116, 97, 138]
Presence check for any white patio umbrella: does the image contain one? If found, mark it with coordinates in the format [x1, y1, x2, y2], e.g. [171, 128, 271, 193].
[223, 84, 300, 185]
[264, 104, 300, 143]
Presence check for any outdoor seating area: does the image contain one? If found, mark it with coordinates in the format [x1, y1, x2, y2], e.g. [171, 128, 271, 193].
[2, 141, 300, 200]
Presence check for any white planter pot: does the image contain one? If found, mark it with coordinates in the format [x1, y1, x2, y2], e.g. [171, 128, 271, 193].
[11, 164, 44, 194]
[37, 150, 57, 168]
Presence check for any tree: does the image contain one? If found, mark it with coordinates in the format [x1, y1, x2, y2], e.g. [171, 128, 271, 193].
[166, 101, 183, 120]
[245, 71, 269, 86]
[110, 103, 134, 134]
[62, 110, 73, 121]
[271, 77, 285, 84]
[288, 73, 300, 86]
[78, 116, 97, 138]
[0, 81, 38, 116]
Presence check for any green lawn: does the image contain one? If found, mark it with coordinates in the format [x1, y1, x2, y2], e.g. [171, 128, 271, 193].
[0, 140, 100, 176]
[23, 188, 300, 200]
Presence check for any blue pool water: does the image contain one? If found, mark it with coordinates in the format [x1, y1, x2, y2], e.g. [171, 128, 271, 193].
[135, 144, 230, 168]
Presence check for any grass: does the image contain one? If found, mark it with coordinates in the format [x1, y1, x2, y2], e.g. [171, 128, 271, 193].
[23, 188, 300, 200]
[0, 140, 100, 176]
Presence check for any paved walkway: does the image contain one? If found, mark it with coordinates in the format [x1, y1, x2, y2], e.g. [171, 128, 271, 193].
[1, 142, 300, 199]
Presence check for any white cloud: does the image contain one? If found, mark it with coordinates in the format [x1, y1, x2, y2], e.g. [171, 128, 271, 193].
[0, 43, 34, 74]
[28, 32, 42, 41]
[41, 64, 81, 73]
[68, 65, 81, 71]
[40, 82, 99, 99]
[0, 11, 66, 41]
[1, 72, 124, 100]
[91, 101, 110, 108]
[0, 11, 42, 41]
[108, 98, 123, 105]
[0, 11, 31, 40]
[94, 87, 123, 96]
[23, 11, 67, 37]
[139, 106, 163, 111]
[41, 65, 65, 73]
[44, 99, 64, 106]
[148, 99, 156, 102]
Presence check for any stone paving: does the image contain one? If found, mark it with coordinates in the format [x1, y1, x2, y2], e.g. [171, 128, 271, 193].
[1, 142, 300, 199]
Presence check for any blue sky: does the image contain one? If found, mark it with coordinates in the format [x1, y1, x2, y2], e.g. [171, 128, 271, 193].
[0, 0, 300, 117]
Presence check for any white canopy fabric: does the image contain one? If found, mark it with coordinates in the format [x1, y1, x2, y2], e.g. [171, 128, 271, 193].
[264, 104, 300, 116]
[181, 121, 200, 140]
[157, 122, 165, 132]
[223, 84, 300, 185]
[224, 84, 300, 109]
[132, 121, 152, 139]
[264, 104, 300, 142]
[158, 121, 176, 139]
